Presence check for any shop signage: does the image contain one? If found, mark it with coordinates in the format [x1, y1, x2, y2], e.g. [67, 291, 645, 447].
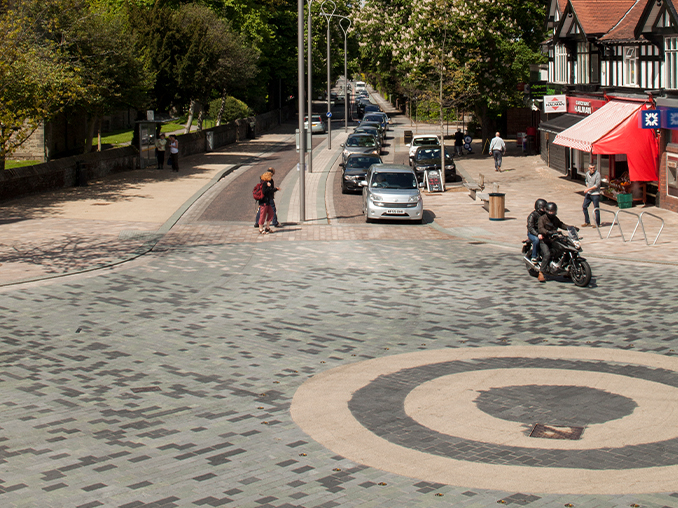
[544, 95, 567, 113]
[640, 110, 661, 129]
[659, 107, 678, 129]
[566, 97, 607, 115]
[528, 81, 562, 100]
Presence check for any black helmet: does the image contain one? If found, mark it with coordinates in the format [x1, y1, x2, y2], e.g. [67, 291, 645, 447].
[534, 198, 547, 212]
[545, 202, 558, 214]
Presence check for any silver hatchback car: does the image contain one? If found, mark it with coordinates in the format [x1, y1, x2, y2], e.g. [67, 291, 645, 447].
[360, 164, 424, 223]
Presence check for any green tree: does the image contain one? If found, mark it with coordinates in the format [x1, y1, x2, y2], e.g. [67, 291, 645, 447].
[0, 0, 81, 169]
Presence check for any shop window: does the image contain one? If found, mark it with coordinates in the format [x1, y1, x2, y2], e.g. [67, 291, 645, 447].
[666, 37, 678, 89]
[554, 44, 568, 83]
[623, 47, 638, 86]
[667, 154, 678, 188]
[576, 42, 589, 84]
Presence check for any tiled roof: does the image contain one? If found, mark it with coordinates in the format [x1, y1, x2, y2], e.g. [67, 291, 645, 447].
[569, 0, 638, 35]
[599, 0, 646, 41]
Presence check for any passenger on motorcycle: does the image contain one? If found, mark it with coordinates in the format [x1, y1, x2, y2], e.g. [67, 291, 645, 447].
[537, 202, 575, 282]
[526, 198, 547, 262]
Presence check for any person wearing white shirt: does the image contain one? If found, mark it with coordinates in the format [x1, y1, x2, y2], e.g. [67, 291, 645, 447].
[489, 132, 506, 172]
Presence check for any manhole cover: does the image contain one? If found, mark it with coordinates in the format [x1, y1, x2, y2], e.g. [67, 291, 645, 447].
[529, 423, 584, 440]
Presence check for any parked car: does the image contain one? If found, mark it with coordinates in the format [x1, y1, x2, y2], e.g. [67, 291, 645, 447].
[353, 126, 382, 151]
[360, 164, 424, 223]
[407, 134, 441, 163]
[364, 104, 381, 114]
[412, 145, 456, 182]
[362, 113, 388, 132]
[358, 121, 384, 144]
[341, 134, 380, 163]
[356, 97, 371, 116]
[304, 115, 326, 134]
[341, 153, 383, 193]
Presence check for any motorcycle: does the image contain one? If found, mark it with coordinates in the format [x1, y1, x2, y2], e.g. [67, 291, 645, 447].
[522, 226, 592, 287]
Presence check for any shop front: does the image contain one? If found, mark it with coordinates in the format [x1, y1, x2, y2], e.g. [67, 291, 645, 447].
[656, 97, 678, 212]
[552, 99, 659, 205]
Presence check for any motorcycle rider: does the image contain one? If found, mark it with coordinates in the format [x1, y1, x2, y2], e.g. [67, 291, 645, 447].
[527, 198, 547, 263]
[537, 202, 575, 283]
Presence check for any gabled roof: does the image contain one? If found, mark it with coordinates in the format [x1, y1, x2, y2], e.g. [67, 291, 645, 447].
[599, 0, 647, 42]
[636, 0, 678, 38]
[566, 0, 638, 36]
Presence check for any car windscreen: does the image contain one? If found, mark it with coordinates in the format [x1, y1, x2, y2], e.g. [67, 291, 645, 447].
[355, 128, 378, 136]
[413, 137, 439, 146]
[415, 147, 452, 160]
[360, 123, 381, 131]
[363, 115, 383, 123]
[346, 136, 376, 147]
[370, 172, 417, 189]
[346, 156, 380, 169]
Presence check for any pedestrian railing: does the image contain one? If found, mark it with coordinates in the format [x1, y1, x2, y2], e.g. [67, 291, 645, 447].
[593, 207, 665, 246]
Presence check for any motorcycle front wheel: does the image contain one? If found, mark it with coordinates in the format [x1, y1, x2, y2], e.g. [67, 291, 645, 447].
[570, 258, 592, 287]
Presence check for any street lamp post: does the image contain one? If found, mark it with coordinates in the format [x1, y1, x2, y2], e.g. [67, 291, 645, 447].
[307, 0, 313, 174]
[320, 0, 336, 150]
[338, 17, 352, 133]
[298, 0, 306, 221]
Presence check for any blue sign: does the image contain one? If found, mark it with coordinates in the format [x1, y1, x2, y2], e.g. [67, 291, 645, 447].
[640, 109, 661, 129]
[326, 112, 333, 118]
[660, 107, 678, 129]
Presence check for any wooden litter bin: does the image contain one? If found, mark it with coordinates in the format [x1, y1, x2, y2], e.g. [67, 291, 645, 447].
[488, 193, 505, 220]
[404, 130, 413, 144]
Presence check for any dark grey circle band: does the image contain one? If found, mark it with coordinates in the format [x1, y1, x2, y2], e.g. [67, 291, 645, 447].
[348, 357, 678, 470]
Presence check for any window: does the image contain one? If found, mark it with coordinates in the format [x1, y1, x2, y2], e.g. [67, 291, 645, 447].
[666, 37, 678, 89]
[554, 44, 568, 83]
[576, 42, 589, 84]
[590, 52, 600, 83]
[623, 47, 638, 86]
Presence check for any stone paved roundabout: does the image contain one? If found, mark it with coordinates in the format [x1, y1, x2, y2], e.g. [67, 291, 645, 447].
[3, 237, 678, 506]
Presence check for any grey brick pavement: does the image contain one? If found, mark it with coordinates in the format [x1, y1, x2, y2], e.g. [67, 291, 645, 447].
[1, 238, 678, 506]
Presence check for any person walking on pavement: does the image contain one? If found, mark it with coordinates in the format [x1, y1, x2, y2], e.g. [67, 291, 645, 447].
[537, 202, 575, 282]
[454, 129, 464, 156]
[582, 164, 601, 228]
[254, 167, 281, 227]
[155, 133, 167, 169]
[527, 198, 547, 263]
[489, 132, 506, 172]
[169, 135, 179, 172]
[257, 171, 276, 234]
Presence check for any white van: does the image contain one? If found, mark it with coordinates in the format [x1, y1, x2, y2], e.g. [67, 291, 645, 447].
[355, 81, 366, 92]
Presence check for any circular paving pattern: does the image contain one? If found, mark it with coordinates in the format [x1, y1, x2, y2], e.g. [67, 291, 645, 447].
[291, 347, 678, 494]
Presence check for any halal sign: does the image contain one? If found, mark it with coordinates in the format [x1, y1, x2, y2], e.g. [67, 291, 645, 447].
[543, 95, 566, 113]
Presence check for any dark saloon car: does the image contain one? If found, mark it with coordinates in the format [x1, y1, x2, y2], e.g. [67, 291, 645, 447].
[412, 145, 456, 182]
[341, 153, 383, 193]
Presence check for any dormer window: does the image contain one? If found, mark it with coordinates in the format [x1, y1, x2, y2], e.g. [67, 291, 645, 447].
[554, 44, 568, 83]
[666, 37, 678, 89]
[576, 42, 590, 84]
[623, 47, 638, 86]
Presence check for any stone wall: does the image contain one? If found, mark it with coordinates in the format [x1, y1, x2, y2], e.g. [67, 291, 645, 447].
[0, 146, 137, 202]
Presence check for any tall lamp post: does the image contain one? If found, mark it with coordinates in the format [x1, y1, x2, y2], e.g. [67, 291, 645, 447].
[337, 16, 352, 133]
[307, 0, 314, 174]
[320, 0, 336, 150]
[298, 0, 306, 221]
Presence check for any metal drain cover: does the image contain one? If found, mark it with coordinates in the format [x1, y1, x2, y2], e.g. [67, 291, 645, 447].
[529, 423, 584, 440]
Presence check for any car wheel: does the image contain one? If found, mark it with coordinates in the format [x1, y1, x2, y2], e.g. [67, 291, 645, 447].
[341, 185, 348, 194]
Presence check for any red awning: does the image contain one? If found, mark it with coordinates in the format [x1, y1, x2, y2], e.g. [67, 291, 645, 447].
[553, 100, 658, 182]
[553, 101, 642, 152]
[592, 107, 659, 182]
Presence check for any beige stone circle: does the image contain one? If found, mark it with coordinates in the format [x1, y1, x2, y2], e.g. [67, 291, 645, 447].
[290, 346, 678, 495]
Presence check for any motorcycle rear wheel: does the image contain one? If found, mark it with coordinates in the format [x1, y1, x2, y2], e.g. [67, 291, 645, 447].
[571, 258, 592, 287]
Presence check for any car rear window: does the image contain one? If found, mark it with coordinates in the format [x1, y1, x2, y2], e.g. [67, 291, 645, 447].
[413, 137, 439, 146]
[370, 172, 417, 189]
[416, 147, 453, 160]
[346, 136, 376, 147]
[347, 156, 380, 168]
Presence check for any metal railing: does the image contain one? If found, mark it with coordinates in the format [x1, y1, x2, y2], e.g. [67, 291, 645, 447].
[593, 207, 665, 246]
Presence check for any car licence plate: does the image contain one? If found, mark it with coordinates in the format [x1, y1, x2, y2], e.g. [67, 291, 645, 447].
[386, 209, 407, 215]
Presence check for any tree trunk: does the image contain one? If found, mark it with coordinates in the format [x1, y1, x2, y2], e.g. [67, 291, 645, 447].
[477, 102, 491, 154]
[97, 118, 102, 152]
[216, 90, 227, 126]
[197, 103, 204, 132]
[0, 155, 5, 171]
[83, 115, 98, 154]
[184, 100, 196, 134]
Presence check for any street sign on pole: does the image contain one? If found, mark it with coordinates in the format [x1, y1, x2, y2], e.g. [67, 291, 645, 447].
[326, 112, 332, 118]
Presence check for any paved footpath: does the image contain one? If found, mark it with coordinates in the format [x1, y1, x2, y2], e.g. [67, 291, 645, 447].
[3, 99, 678, 508]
